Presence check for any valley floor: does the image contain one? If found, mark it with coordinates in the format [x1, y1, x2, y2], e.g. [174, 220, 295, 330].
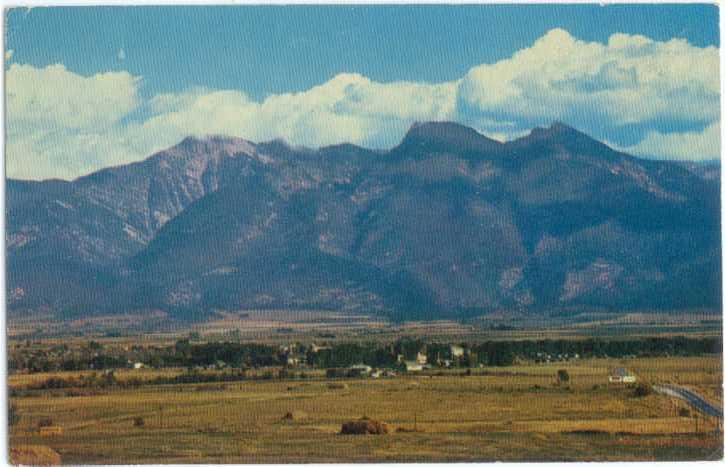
[9, 356, 723, 463]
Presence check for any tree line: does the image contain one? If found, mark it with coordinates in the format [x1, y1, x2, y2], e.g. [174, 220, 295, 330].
[9, 335, 721, 374]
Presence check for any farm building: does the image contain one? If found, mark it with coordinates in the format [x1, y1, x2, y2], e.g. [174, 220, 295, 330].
[286, 355, 302, 366]
[404, 361, 423, 372]
[309, 343, 331, 353]
[451, 344, 465, 358]
[609, 367, 637, 383]
[349, 364, 372, 376]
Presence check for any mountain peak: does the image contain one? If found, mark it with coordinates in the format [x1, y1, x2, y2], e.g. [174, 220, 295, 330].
[399, 121, 503, 154]
[527, 121, 581, 139]
[163, 135, 258, 161]
[509, 121, 610, 151]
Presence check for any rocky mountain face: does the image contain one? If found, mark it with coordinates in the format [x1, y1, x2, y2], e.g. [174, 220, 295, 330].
[6, 122, 721, 321]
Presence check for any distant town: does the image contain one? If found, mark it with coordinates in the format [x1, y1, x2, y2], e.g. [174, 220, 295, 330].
[10, 335, 719, 381]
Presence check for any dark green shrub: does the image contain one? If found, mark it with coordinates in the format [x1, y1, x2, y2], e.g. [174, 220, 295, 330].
[8, 403, 19, 426]
[633, 383, 653, 397]
[37, 417, 53, 428]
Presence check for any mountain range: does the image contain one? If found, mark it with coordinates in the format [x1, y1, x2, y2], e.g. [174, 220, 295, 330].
[7, 122, 721, 323]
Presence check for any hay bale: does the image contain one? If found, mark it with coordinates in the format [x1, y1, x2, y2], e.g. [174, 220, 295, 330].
[340, 417, 389, 435]
[10, 445, 61, 465]
[281, 410, 307, 421]
[327, 383, 348, 390]
[39, 426, 63, 437]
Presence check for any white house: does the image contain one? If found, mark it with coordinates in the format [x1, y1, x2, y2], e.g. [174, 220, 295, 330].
[609, 367, 637, 383]
[404, 361, 424, 372]
[450, 345, 465, 359]
[416, 351, 427, 365]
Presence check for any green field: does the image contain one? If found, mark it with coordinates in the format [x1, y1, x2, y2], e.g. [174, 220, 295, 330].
[9, 356, 723, 463]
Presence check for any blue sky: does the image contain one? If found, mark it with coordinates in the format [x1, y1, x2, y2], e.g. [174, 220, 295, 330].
[5, 4, 721, 180]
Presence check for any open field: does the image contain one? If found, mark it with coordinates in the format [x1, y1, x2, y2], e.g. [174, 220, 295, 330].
[8, 309, 722, 346]
[9, 356, 723, 463]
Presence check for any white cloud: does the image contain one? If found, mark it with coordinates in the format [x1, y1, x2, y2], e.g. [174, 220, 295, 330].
[6, 63, 139, 130]
[625, 122, 721, 161]
[6, 64, 143, 179]
[118, 48, 126, 61]
[458, 28, 719, 137]
[255, 73, 457, 147]
[5, 28, 720, 180]
[5, 49, 14, 61]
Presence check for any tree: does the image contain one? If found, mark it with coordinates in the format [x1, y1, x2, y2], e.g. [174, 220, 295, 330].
[557, 369, 570, 384]
[487, 341, 514, 366]
[8, 403, 19, 426]
[633, 383, 653, 398]
[174, 339, 192, 357]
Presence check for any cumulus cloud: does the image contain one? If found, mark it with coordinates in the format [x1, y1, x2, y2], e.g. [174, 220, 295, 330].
[624, 122, 721, 161]
[6, 64, 142, 179]
[256, 73, 457, 148]
[7, 63, 139, 130]
[458, 28, 719, 140]
[5, 28, 720, 180]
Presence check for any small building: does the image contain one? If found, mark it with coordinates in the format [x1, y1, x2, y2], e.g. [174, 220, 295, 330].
[133, 362, 144, 370]
[404, 361, 423, 372]
[450, 345, 465, 359]
[415, 351, 427, 365]
[609, 368, 636, 383]
[348, 364, 373, 377]
[310, 343, 331, 353]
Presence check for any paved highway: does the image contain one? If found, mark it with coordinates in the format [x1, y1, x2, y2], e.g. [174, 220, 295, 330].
[653, 384, 723, 419]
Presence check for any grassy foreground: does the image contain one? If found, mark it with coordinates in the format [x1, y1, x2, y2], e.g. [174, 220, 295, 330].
[9, 356, 722, 463]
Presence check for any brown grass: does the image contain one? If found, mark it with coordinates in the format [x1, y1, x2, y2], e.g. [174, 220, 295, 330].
[8, 355, 722, 463]
[10, 445, 61, 465]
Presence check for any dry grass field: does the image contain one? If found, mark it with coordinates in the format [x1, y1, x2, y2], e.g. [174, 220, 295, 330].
[8, 355, 722, 463]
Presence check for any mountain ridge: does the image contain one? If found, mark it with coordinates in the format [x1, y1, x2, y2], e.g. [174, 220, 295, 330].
[6, 121, 721, 322]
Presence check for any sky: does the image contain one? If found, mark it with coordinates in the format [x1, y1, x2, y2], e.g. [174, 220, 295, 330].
[4, 4, 721, 180]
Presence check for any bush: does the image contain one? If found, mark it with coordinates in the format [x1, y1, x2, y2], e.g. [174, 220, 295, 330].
[133, 416, 145, 427]
[557, 369, 570, 384]
[633, 383, 653, 398]
[327, 383, 348, 390]
[8, 403, 19, 426]
[340, 418, 389, 435]
[37, 417, 53, 428]
[678, 407, 691, 417]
